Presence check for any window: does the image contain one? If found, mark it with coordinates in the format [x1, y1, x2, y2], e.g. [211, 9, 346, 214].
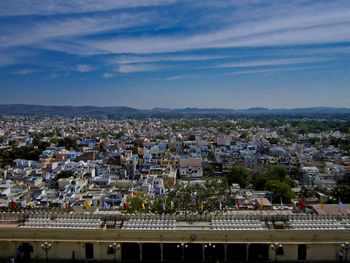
[85, 243, 94, 259]
[276, 246, 284, 255]
[298, 244, 307, 260]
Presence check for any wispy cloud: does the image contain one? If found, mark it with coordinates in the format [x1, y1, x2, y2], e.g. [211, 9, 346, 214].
[1, 0, 350, 75]
[0, 12, 156, 49]
[0, 56, 17, 67]
[0, 0, 175, 16]
[247, 46, 350, 58]
[117, 64, 158, 73]
[82, 2, 350, 54]
[12, 69, 38, 75]
[166, 75, 186, 81]
[3, 1, 350, 57]
[0, 49, 38, 67]
[227, 66, 323, 75]
[76, 64, 94, 72]
[107, 54, 221, 75]
[113, 55, 224, 64]
[1, 0, 349, 109]
[49, 73, 59, 79]
[217, 57, 330, 68]
[103, 72, 114, 78]
[87, 24, 350, 55]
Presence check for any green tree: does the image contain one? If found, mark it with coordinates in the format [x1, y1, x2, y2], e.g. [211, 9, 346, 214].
[32, 136, 50, 151]
[154, 135, 166, 140]
[227, 167, 248, 188]
[339, 172, 350, 185]
[100, 132, 109, 139]
[266, 165, 288, 181]
[298, 125, 309, 134]
[332, 185, 350, 203]
[332, 172, 350, 202]
[267, 137, 279, 144]
[123, 192, 148, 213]
[170, 177, 232, 213]
[115, 132, 124, 139]
[308, 137, 320, 145]
[150, 198, 164, 214]
[254, 173, 269, 190]
[239, 131, 249, 139]
[132, 139, 144, 147]
[57, 137, 78, 150]
[266, 180, 295, 203]
[302, 186, 314, 198]
[252, 166, 295, 197]
[203, 164, 214, 177]
[56, 170, 74, 180]
[0, 146, 42, 167]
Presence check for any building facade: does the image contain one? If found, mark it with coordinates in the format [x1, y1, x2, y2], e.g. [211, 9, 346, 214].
[0, 211, 349, 262]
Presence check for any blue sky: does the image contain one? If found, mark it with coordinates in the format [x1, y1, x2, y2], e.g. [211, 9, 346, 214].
[1, 0, 350, 109]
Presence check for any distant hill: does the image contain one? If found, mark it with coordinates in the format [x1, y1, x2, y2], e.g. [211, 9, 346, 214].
[241, 107, 270, 112]
[0, 104, 140, 116]
[0, 104, 349, 117]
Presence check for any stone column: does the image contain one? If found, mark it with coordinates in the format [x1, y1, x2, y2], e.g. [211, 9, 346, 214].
[224, 244, 227, 262]
[202, 244, 205, 262]
[139, 243, 143, 262]
[118, 244, 122, 262]
[160, 244, 164, 262]
[246, 243, 250, 262]
[14, 241, 19, 260]
[76, 242, 81, 261]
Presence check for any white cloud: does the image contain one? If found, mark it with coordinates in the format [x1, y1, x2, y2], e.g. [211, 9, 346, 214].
[0, 12, 156, 49]
[104, 55, 222, 75]
[0, 49, 39, 67]
[166, 75, 185, 81]
[4, 1, 350, 57]
[1, 0, 350, 70]
[76, 64, 94, 72]
[87, 23, 350, 55]
[12, 69, 38, 75]
[0, 0, 175, 16]
[227, 66, 323, 75]
[216, 57, 330, 68]
[49, 73, 59, 79]
[114, 55, 224, 64]
[0, 56, 16, 67]
[117, 64, 158, 73]
[103, 72, 114, 78]
[82, 3, 350, 54]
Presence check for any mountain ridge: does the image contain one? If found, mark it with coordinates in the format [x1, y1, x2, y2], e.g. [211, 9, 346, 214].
[0, 104, 349, 116]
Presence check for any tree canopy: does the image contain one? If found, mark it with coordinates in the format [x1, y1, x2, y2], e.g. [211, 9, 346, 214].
[57, 137, 78, 150]
[252, 165, 295, 203]
[332, 172, 350, 203]
[227, 167, 248, 188]
[56, 170, 74, 180]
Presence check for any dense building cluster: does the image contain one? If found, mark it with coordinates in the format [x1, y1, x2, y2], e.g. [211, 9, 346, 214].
[0, 116, 349, 214]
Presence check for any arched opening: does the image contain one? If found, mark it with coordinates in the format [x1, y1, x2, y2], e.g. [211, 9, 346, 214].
[227, 243, 247, 262]
[163, 243, 182, 262]
[121, 243, 140, 262]
[17, 243, 33, 262]
[204, 243, 225, 262]
[248, 244, 269, 261]
[184, 243, 202, 262]
[142, 243, 161, 262]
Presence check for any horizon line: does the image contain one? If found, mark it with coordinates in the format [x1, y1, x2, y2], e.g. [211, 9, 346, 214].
[0, 103, 349, 111]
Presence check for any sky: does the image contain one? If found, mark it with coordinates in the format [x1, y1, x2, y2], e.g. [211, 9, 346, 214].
[1, 0, 350, 109]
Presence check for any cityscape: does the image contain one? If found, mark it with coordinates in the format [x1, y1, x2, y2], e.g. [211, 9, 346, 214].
[1, 0, 350, 262]
[0, 111, 350, 262]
